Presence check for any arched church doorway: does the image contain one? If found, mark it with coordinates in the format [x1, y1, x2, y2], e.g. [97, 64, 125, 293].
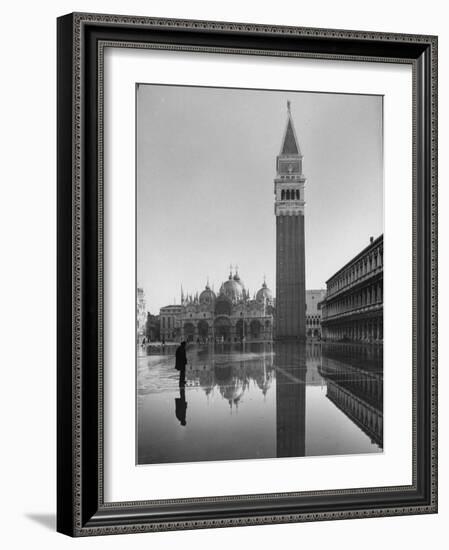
[214, 316, 231, 342]
[236, 319, 247, 340]
[249, 320, 262, 339]
[198, 320, 209, 340]
[184, 323, 195, 342]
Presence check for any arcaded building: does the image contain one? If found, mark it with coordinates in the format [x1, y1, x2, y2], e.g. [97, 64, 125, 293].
[159, 268, 274, 343]
[320, 235, 383, 342]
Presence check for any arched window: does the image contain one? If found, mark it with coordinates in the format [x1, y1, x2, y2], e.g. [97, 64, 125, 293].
[281, 189, 285, 200]
[286, 189, 290, 200]
[296, 189, 300, 200]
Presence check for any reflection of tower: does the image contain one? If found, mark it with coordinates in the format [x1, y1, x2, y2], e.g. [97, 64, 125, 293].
[275, 343, 306, 457]
[274, 102, 306, 340]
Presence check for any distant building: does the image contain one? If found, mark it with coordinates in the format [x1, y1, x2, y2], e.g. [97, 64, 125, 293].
[145, 312, 160, 342]
[160, 305, 184, 342]
[320, 235, 383, 342]
[137, 287, 147, 338]
[306, 289, 326, 338]
[159, 267, 274, 343]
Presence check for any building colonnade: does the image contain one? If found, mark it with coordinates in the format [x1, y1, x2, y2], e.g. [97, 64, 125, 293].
[321, 235, 384, 343]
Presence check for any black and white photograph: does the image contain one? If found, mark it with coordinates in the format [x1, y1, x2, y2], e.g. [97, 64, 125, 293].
[136, 84, 384, 465]
[0, 0, 442, 544]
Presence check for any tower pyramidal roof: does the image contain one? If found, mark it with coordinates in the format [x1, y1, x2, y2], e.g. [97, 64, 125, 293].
[280, 101, 301, 156]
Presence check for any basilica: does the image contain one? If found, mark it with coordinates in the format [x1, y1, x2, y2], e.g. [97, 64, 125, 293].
[160, 268, 275, 343]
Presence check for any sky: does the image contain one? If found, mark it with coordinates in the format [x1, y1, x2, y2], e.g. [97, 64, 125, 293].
[137, 84, 383, 314]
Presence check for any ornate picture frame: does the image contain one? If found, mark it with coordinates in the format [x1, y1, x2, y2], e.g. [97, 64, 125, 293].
[57, 12, 437, 536]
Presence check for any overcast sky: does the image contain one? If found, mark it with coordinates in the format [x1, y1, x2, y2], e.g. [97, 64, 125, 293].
[137, 84, 383, 314]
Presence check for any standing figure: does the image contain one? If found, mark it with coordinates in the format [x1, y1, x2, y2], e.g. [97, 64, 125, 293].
[175, 341, 187, 386]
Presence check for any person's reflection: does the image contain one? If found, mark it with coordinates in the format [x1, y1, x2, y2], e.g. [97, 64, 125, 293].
[175, 387, 187, 426]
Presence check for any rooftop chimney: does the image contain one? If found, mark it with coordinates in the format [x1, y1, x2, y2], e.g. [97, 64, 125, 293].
[370, 236, 374, 244]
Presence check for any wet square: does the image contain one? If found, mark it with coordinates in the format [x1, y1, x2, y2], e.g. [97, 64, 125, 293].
[136, 86, 384, 466]
[137, 342, 383, 464]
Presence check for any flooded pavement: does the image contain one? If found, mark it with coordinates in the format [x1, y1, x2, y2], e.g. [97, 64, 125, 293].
[137, 342, 383, 465]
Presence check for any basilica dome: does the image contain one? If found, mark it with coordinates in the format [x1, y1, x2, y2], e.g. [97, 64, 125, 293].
[199, 283, 216, 305]
[220, 277, 244, 303]
[256, 280, 273, 305]
[232, 270, 246, 291]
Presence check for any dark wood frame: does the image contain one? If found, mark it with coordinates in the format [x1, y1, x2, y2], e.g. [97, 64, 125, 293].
[57, 12, 438, 537]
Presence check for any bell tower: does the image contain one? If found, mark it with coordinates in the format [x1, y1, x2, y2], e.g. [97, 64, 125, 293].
[274, 101, 306, 340]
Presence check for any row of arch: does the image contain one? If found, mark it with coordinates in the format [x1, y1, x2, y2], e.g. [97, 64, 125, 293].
[281, 189, 300, 201]
[321, 359, 383, 407]
[306, 315, 321, 326]
[328, 244, 383, 296]
[322, 317, 383, 342]
[326, 382, 383, 446]
[183, 317, 272, 342]
[325, 282, 382, 318]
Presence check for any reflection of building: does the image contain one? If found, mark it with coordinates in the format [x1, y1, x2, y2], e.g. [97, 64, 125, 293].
[159, 268, 274, 343]
[306, 289, 326, 339]
[319, 344, 383, 448]
[186, 343, 275, 406]
[137, 287, 147, 338]
[274, 102, 306, 341]
[275, 343, 306, 457]
[321, 235, 383, 342]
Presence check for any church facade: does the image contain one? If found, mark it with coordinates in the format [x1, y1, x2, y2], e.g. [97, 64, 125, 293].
[160, 268, 275, 343]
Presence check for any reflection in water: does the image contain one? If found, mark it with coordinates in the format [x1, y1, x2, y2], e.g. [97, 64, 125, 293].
[319, 344, 383, 448]
[175, 387, 187, 426]
[276, 344, 306, 457]
[137, 342, 383, 464]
